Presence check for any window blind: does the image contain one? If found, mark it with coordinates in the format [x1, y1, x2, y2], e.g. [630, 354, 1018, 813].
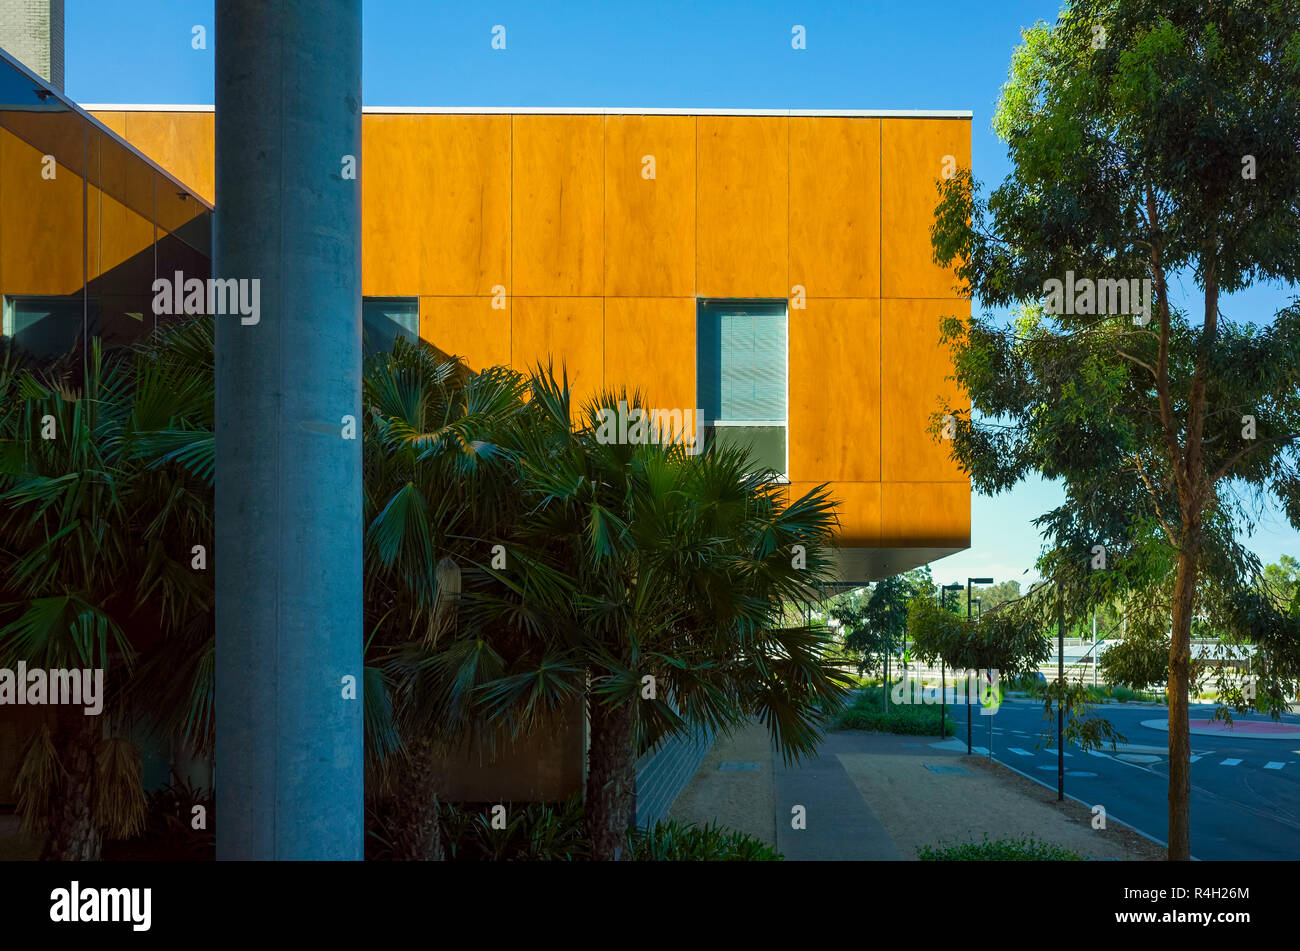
[697, 300, 787, 423]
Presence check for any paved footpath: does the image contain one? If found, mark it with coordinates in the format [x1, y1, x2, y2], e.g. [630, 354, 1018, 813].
[668, 719, 1159, 860]
[773, 732, 902, 859]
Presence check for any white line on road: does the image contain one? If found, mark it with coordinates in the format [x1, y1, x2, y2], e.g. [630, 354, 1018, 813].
[1265, 762, 1285, 770]
[1007, 747, 1033, 756]
[1220, 758, 1242, 766]
[1190, 756, 1201, 763]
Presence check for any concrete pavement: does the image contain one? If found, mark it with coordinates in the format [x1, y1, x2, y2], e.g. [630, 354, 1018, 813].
[668, 716, 1159, 859]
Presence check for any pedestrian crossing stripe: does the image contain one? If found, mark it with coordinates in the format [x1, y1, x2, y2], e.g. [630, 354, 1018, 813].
[1189, 755, 1201, 763]
[1007, 747, 1032, 756]
[1265, 762, 1284, 770]
[1220, 758, 1242, 766]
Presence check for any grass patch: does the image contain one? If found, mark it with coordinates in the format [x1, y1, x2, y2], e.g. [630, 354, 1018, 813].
[836, 685, 956, 737]
[917, 833, 1083, 861]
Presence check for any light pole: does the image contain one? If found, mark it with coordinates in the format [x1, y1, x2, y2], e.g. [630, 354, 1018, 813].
[1057, 588, 1065, 801]
[940, 583, 963, 739]
[966, 578, 994, 754]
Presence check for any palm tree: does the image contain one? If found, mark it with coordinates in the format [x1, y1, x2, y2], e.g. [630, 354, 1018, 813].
[359, 339, 582, 859]
[3, 327, 851, 862]
[465, 376, 853, 860]
[0, 323, 215, 859]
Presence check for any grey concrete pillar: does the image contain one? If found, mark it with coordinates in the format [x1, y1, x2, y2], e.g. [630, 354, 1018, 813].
[214, 0, 363, 860]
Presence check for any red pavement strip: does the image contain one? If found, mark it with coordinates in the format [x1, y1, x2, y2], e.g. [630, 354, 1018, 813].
[1141, 717, 1300, 739]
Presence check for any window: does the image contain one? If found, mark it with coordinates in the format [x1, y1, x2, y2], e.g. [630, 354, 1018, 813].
[362, 298, 419, 356]
[696, 299, 787, 476]
[2, 295, 85, 360]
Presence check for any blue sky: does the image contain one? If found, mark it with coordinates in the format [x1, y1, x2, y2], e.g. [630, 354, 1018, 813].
[66, 0, 1300, 585]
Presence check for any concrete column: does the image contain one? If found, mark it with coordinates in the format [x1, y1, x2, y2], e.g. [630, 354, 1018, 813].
[214, 0, 363, 860]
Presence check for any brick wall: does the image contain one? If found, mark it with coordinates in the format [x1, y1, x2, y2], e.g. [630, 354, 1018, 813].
[0, 0, 61, 89]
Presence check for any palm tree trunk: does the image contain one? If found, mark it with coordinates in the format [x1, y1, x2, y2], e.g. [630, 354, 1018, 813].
[386, 736, 445, 861]
[41, 706, 102, 861]
[585, 695, 636, 861]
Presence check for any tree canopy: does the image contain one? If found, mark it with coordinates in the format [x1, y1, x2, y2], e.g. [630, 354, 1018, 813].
[930, 0, 1300, 859]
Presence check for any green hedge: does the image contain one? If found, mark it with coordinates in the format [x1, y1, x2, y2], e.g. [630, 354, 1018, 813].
[836, 686, 956, 736]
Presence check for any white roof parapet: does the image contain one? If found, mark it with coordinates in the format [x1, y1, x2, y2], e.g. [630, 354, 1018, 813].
[81, 104, 973, 118]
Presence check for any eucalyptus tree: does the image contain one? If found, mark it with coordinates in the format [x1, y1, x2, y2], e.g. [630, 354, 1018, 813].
[931, 0, 1300, 858]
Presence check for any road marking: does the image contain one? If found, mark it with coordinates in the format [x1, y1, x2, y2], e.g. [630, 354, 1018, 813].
[1007, 747, 1033, 756]
[1265, 762, 1285, 770]
[1088, 750, 1112, 759]
[1220, 758, 1242, 766]
[1189, 755, 1201, 763]
[1116, 753, 1162, 765]
[972, 746, 989, 754]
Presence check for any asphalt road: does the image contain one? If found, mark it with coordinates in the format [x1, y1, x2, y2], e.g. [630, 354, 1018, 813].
[941, 694, 1300, 860]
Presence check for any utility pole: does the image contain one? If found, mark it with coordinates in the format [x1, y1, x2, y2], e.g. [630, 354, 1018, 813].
[940, 583, 962, 740]
[967, 577, 994, 754]
[1093, 611, 1098, 688]
[1057, 587, 1065, 802]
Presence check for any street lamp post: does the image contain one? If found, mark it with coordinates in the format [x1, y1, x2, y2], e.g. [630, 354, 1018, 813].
[940, 584, 963, 739]
[967, 578, 994, 754]
[1057, 589, 1065, 802]
[1093, 611, 1098, 688]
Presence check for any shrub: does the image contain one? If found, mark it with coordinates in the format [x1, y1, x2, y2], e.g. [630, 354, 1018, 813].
[1004, 672, 1047, 694]
[101, 779, 214, 861]
[437, 796, 588, 861]
[836, 686, 956, 736]
[628, 820, 782, 861]
[916, 833, 1081, 861]
[426, 799, 780, 861]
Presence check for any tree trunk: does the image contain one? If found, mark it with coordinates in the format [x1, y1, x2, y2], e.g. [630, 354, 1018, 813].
[585, 694, 636, 861]
[386, 736, 444, 861]
[1166, 529, 1201, 861]
[41, 705, 102, 861]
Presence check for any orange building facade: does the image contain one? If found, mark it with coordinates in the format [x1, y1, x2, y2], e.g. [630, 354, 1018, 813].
[80, 105, 971, 581]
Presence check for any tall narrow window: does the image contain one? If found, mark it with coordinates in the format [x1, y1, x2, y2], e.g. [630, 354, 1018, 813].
[362, 297, 419, 356]
[696, 299, 788, 476]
